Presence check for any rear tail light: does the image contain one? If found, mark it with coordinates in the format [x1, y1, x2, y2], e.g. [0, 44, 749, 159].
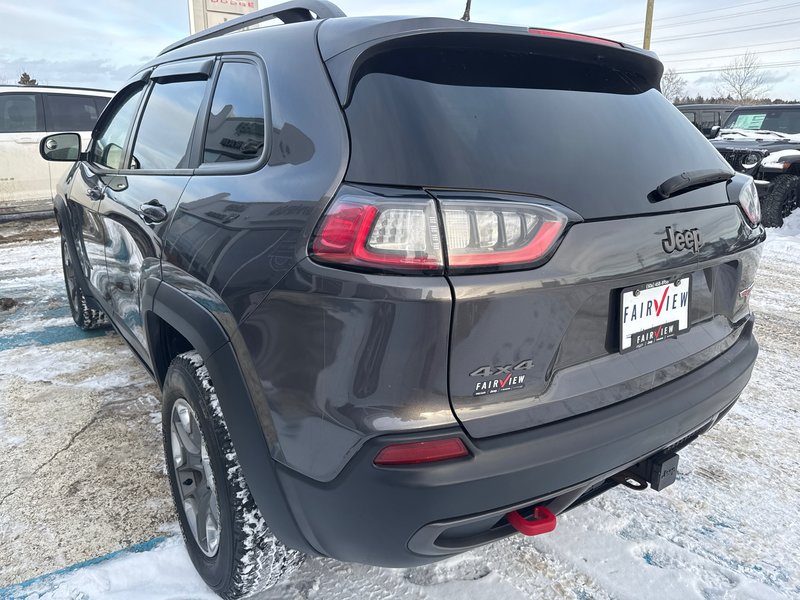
[441, 200, 567, 270]
[373, 438, 469, 466]
[310, 197, 443, 272]
[737, 178, 761, 226]
[310, 194, 569, 274]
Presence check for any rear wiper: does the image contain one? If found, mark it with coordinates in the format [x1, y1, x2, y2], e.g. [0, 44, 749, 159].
[652, 169, 734, 201]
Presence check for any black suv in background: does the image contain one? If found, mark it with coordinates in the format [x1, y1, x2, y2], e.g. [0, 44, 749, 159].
[712, 104, 800, 226]
[677, 103, 737, 138]
[41, 2, 764, 598]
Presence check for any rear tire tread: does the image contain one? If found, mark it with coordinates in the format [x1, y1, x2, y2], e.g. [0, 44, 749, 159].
[762, 174, 800, 228]
[174, 351, 304, 599]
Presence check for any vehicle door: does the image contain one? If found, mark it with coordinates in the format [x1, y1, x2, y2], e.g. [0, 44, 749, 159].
[0, 91, 48, 210]
[42, 93, 108, 198]
[68, 84, 146, 303]
[98, 58, 213, 357]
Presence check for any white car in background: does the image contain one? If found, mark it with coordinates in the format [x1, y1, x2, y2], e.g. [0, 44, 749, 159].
[0, 86, 113, 215]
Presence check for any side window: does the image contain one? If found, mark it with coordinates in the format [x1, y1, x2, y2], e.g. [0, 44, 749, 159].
[130, 78, 207, 170]
[203, 62, 266, 163]
[43, 94, 100, 131]
[0, 93, 41, 133]
[93, 96, 111, 117]
[91, 86, 145, 170]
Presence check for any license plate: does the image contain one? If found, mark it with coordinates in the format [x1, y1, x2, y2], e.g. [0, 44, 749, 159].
[620, 276, 691, 353]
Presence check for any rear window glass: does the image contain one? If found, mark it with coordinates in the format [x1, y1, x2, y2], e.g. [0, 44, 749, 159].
[44, 94, 100, 131]
[726, 110, 800, 134]
[203, 62, 266, 163]
[344, 45, 728, 219]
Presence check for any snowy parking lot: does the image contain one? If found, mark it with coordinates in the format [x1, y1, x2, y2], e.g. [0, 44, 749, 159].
[0, 216, 798, 600]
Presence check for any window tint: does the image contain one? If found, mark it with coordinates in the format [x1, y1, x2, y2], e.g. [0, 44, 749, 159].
[44, 94, 101, 131]
[131, 78, 207, 170]
[94, 96, 110, 117]
[203, 62, 266, 163]
[92, 86, 145, 170]
[345, 45, 728, 219]
[0, 93, 40, 133]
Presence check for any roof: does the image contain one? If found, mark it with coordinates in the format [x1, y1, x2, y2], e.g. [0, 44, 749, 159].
[0, 85, 114, 95]
[728, 104, 800, 111]
[676, 104, 738, 110]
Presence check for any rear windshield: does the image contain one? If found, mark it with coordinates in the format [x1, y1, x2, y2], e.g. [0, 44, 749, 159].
[344, 45, 729, 219]
[723, 109, 800, 135]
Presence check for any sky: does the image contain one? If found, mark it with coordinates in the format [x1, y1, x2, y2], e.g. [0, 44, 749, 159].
[0, 0, 798, 99]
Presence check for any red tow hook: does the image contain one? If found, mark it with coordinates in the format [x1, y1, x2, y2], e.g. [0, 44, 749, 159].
[506, 506, 557, 536]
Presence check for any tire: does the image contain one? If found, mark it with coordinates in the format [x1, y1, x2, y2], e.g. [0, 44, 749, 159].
[761, 174, 800, 228]
[162, 352, 304, 599]
[60, 234, 108, 330]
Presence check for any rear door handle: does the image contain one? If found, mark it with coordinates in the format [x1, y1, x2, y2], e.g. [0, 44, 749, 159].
[13, 137, 38, 144]
[139, 199, 168, 224]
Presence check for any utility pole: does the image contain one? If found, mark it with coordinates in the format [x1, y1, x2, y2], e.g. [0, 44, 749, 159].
[643, 0, 655, 49]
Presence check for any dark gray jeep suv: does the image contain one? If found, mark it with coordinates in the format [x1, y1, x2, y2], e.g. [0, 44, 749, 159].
[40, 2, 764, 597]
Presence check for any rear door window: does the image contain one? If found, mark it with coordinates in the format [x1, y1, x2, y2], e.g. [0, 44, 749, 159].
[202, 62, 266, 163]
[43, 94, 102, 131]
[0, 93, 42, 133]
[130, 78, 207, 170]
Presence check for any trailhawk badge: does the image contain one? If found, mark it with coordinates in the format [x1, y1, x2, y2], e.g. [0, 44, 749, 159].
[470, 359, 534, 396]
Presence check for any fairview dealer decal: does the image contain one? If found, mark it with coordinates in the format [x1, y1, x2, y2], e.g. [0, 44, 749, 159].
[470, 359, 534, 396]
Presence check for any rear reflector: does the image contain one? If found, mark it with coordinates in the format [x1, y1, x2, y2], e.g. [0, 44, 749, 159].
[527, 28, 623, 48]
[373, 438, 469, 465]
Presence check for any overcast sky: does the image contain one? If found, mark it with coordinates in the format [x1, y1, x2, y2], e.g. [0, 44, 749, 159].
[1, 0, 797, 99]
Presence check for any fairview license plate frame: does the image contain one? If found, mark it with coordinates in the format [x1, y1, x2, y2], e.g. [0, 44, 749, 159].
[619, 276, 691, 353]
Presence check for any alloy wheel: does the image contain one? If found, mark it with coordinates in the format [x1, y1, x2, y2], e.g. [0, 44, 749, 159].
[170, 398, 221, 557]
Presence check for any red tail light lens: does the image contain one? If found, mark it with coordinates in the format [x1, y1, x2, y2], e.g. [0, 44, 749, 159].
[441, 200, 568, 270]
[310, 198, 444, 272]
[373, 438, 469, 466]
[527, 28, 623, 47]
[310, 194, 570, 274]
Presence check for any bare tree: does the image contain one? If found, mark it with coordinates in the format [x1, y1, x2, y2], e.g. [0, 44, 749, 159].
[660, 68, 687, 102]
[17, 71, 38, 86]
[461, 0, 472, 21]
[715, 51, 770, 104]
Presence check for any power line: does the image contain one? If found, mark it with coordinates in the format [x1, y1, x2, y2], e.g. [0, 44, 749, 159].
[658, 38, 800, 57]
[650, 17, 800, 43]
[664, 46, 800, 63]
[593, 0, 800, 36]
[590, 0, 773, 32]
[674, 60, 800, 75]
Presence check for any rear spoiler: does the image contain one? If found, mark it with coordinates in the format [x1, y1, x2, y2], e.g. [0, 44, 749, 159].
[318, 17, 664, 106]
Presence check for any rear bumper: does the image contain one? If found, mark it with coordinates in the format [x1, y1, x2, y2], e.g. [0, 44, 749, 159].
[274, 318, 758, 567]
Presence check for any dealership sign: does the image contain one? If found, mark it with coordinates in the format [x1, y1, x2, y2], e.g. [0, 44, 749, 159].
[205, 0, 257, 14]
[189, 0, 258, 33]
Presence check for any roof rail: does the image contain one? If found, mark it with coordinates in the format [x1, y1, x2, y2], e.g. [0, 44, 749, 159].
[159, 0, 346, 56]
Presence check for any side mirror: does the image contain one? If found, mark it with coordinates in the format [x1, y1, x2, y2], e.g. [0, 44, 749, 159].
[40, 133, 81, 162]
[709, 125, 721, 139]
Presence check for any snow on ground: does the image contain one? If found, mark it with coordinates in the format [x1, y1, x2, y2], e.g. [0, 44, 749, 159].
[1, 217, 799, 600]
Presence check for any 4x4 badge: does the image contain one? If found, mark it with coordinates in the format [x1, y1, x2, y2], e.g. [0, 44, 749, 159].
[470, 359, 534, 397]
[662, 226, 701, 254]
